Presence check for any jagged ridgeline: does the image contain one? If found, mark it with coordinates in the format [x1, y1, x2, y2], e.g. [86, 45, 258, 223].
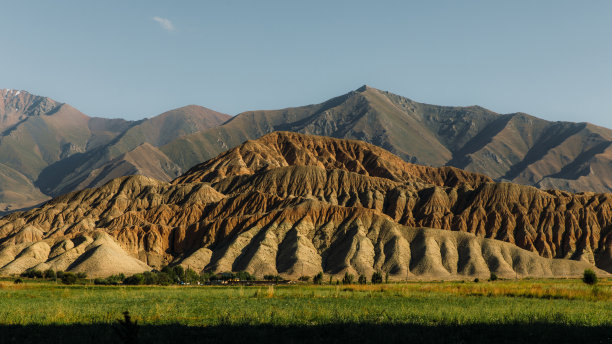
[0, 132, 610, 278]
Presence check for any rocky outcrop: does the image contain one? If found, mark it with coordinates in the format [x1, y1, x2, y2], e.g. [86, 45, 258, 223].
[0, 132, 609, 278]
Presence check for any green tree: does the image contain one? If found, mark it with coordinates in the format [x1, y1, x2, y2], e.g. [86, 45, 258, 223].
[142, 271, 157, 285]
[264, 274, 282, 282]
[235, 271, 255, 281]
[43, 269, 56, 279]
[156, 272, 172, 285]
[124, 274, 145, 285]
[371, 271, 383, 284]
[173, 266, 185, 282]
[200, 272, 216, 282]
[313, 272, 323, 285]
[183, 268, 200, 283]
[358, 274, 367, 284]
[342, 272, 354, 285]
[61, 273, 77, 285]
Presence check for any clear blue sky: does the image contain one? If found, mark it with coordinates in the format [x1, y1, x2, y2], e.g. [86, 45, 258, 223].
[1, 0, 611, 128]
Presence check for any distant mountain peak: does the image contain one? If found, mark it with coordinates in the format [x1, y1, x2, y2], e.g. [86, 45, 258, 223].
[1, 89, 24, 97]
[0, 89, 63, 119]
[356, 84, 374, 92]
[1, 89, 34, 102]
[1, 88, 56, 103]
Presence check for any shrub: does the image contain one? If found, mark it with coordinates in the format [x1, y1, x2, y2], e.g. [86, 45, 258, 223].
[21, 269, 43, 279]
[159, 265, 191, 283]
[76, 272, 87, 279]
[61, 273, 77, 285]
[235, 271, 255, 281]
[342, 272, 354, 285]
[123, 274, 145, 285]
[583, 269, 597, 285]
[385, 272, 389, 284]
[56, 271, 65, 279]
[43, 269, 56, 280]
[142, 271, 158, 285]
[489, 273, 498, 281]
[313, 272, 323, 285]
[201, 272, 217, 282]
[358, 274, 367, 284]
[108, 274, 126, 285]
[156, 272, 172, 286]
[474, 278, 479, 283]
[298, 276, 310, 282]
[220, 272, 237, 281]
[94, 274, 126, 285]
[371, 271, 383, 284]
[263, 274, 282, 282]
[14, 278, 23, 284]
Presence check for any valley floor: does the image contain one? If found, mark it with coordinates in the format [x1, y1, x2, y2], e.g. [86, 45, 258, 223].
[0, 279, 610, 343]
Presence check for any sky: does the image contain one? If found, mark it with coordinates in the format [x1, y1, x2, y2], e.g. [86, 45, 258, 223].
[1, 0, 611, 127]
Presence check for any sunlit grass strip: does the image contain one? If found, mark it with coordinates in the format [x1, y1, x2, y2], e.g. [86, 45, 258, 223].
[0, 279, 609, 327]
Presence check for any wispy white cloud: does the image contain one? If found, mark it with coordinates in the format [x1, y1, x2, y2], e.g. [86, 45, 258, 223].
[152, 16, 175, 31]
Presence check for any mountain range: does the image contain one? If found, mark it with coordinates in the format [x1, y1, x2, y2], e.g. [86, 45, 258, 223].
[0, 88, 229, 212]
[162, 85, 612, 194]
[0, 132, 608, 278]
[2, 85, 612, 214]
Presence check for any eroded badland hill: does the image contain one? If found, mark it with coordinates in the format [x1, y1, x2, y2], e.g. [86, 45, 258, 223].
[0, 132, 609, 278]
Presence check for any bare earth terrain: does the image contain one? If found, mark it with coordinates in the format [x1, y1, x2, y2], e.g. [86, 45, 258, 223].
[0, 132, 609, 278]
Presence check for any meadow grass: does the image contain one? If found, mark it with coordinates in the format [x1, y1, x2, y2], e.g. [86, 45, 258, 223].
[0, 279, 610, 343]
[0, 278, 610, 327]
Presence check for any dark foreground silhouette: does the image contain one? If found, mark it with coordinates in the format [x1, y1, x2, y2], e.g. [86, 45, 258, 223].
[0, 323, 610, 344]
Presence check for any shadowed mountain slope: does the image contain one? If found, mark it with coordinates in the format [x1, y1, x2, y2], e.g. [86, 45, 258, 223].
[0, 132, 608, 278]
[0, 89, 230, 212]
[36, 105, 230, 197]
[0, 89, 132, 211]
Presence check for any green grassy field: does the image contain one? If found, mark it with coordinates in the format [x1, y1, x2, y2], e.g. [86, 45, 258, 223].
[0, 279, 610, 343]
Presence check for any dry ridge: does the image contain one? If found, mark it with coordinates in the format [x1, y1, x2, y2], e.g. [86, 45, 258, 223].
[0, 132, 609, 278]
